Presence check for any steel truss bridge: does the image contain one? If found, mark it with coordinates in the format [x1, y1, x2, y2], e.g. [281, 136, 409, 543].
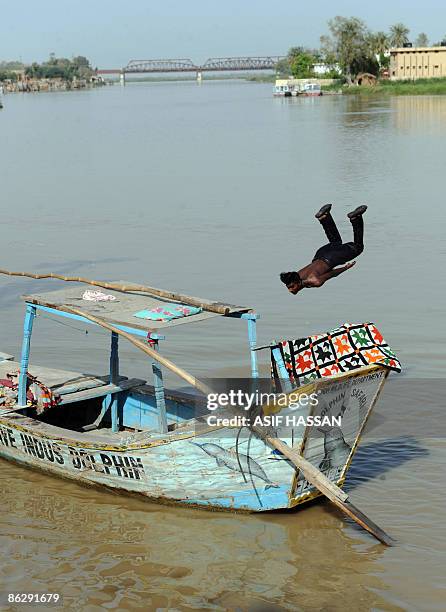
[97, 56, 285, 76]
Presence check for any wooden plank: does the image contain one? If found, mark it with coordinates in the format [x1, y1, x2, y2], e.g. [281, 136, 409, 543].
[55, 376, 127, 396]
[59, 377, 146, 404]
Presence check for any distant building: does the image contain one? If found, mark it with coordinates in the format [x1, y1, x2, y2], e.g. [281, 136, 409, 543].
[389, 46, 446, 80]
[312, 62, 341, 76]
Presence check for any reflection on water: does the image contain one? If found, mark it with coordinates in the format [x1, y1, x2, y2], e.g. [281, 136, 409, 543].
[1, 83, 445, 609]
[340, 96, 395, 129]
[390, 95, 446, 132]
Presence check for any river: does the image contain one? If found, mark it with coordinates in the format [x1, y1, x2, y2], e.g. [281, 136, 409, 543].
[0, 81, 445, 610]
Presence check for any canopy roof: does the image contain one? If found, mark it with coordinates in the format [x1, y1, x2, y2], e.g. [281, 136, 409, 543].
[23, 283, 252, 331]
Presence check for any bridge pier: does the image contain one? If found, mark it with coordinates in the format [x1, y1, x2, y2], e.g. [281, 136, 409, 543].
[196, 71, 202, 82]
[120, 71, 126, 86]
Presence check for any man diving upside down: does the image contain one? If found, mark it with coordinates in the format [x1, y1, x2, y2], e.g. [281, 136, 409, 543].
[280, 204, 367, 294]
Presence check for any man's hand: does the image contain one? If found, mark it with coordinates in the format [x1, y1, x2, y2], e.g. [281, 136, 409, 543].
[319, 261, 356, 283]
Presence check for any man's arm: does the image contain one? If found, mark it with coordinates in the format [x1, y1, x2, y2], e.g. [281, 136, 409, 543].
[319, 261, 356, 283]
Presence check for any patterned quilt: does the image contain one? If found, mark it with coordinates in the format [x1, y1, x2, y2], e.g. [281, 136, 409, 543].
[271, 322, 401, 385]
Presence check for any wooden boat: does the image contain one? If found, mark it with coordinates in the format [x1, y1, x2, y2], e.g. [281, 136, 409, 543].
[273, 79, 323, 98]
[300, 82, 322, 97]
[0, 282, 390, 513]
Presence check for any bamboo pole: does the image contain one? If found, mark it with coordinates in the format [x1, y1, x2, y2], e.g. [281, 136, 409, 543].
[54, 303, 394, 546]
[0, 268, 234, 315]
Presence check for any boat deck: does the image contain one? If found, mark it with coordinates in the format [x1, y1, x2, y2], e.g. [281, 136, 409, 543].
[0, 360, 145, 405]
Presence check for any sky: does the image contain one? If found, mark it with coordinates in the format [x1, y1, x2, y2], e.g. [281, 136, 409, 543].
[1, 0, 446, 67]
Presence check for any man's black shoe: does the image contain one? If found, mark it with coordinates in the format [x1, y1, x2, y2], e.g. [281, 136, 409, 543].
[348, 205, 368, 220]
[315, 203, 332, 219]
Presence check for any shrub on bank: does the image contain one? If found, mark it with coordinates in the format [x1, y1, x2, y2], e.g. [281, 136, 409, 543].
[322, 77, 446, 95]
[0, 70, 19, 82]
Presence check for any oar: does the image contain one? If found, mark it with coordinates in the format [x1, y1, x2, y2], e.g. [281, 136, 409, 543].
[50, 303, 394, 546]
[0, 268, 234, 315]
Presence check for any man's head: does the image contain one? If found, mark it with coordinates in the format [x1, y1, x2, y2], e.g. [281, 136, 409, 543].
[280, 271, 302, 294]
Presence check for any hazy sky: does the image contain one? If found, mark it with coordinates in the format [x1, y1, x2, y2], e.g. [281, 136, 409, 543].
[1, 0, 445, 67]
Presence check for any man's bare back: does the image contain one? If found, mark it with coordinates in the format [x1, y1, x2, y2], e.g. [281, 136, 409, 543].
[280, 204, 367, 295]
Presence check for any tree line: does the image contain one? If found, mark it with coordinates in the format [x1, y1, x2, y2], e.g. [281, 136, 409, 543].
[0, 54, 95, 82]
[281, 17, 446, 84]
[25, 54, 95, 80]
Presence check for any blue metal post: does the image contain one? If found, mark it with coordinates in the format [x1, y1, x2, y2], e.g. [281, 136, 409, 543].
[151, 340, 168, 433]
[110, 332, 119, 432]
[18, 304, 36, 407]
[246, 316, 259, 378]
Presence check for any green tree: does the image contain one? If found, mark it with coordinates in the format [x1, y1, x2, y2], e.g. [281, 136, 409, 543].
[72, 55, 93, 78]
[322, 16, 372, 84]
[287, 46, 305, 60]
[369, 31, 389, 55]
[0, 70, 18, 82]
[25, 62, 43, 78]
[319, 34, 338, 72]
[24, 55, 94, 81]
[415, 32, 429, 47]
[368, 31, 390, 69]
[0, 60, 24, 70]
[389, 23, 410, 47]
[275, 57, 291, 76]
[290, 51, 316, 78]
[72, 55, 90, 67]
[278, 47, 319, 78]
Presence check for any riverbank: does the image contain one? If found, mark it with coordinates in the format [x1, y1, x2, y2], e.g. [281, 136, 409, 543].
[1, 76, 105, 94]
[247, 74, 338, 84]
[323, 77, 446, 96]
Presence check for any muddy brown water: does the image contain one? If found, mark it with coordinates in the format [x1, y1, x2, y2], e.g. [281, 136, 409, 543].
[0, 83, 445, 610]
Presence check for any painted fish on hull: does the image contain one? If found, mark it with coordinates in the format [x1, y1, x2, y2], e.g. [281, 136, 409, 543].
[192, 442, 279, 490]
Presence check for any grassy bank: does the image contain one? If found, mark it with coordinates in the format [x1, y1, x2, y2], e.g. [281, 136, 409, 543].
[322, 77, 446, 96]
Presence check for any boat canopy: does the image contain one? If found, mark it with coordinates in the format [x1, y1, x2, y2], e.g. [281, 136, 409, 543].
[11, 282, 259, 414]
[22, 283, 253, 331]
